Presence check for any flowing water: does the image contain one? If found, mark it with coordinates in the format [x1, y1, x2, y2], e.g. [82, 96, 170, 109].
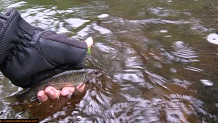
[0, 0, 218, 122]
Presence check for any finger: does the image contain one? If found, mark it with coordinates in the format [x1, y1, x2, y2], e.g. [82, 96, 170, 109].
[61, 87, 75, 96]
[37, 90, 48, 102]
[76, 83, 86, 92]
[45, 86, 61, 99]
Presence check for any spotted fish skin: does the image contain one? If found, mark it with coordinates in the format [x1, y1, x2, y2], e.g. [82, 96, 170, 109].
[13, 69, 96, 102]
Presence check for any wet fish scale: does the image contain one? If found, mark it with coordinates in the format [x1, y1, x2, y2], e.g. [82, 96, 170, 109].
[14, 69, 91, 102]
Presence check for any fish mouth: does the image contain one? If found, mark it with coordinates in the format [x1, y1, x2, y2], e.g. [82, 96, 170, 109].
[85, 69, 103, 82]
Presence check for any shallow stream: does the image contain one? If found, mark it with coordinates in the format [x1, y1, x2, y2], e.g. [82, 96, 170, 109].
[0, 0, 218, 122]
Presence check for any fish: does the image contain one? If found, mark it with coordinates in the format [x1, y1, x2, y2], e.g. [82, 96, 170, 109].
[9, 69, 99, 102]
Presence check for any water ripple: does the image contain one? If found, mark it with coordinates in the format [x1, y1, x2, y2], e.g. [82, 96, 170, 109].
[92, 23, 111, 34]
[129, 19, 191, 25]
[172, 78, 191, 89]
[6, 1, 26, 8]
[0, 0, 218, 122]
[95, 42, 116, 53]
[148, 7, 181, 17]
[146, 70, 167, 85]
[114, 70, 144, 83]
[170, 41, 198, 62]
[185, 66, 203, 72]
[65, 18, 90, 28]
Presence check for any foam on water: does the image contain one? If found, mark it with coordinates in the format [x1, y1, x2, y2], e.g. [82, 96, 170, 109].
[207, 33, 218, 45]
[97, 14, 109, 19]
[200, 79, 214, 86]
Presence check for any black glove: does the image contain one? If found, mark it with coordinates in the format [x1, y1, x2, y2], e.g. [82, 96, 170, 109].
[0, 8, 88, 88]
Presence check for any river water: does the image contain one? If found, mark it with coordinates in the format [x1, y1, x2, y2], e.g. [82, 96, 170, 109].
[0, 0, 218, 122]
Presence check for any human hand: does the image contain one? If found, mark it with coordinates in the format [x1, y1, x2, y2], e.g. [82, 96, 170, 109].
[36, 37, 93, 102]
[0, 8, 94, 88]
[37, 83, 85, 102]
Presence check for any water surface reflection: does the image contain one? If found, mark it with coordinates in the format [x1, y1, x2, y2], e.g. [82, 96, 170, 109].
[0, 0, 218, 122]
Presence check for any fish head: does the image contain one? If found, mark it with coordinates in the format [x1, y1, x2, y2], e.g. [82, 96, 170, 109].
[84, 69, 102, 82]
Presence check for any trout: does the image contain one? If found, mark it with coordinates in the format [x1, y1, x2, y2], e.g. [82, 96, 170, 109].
[10, 69, 98, 102]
